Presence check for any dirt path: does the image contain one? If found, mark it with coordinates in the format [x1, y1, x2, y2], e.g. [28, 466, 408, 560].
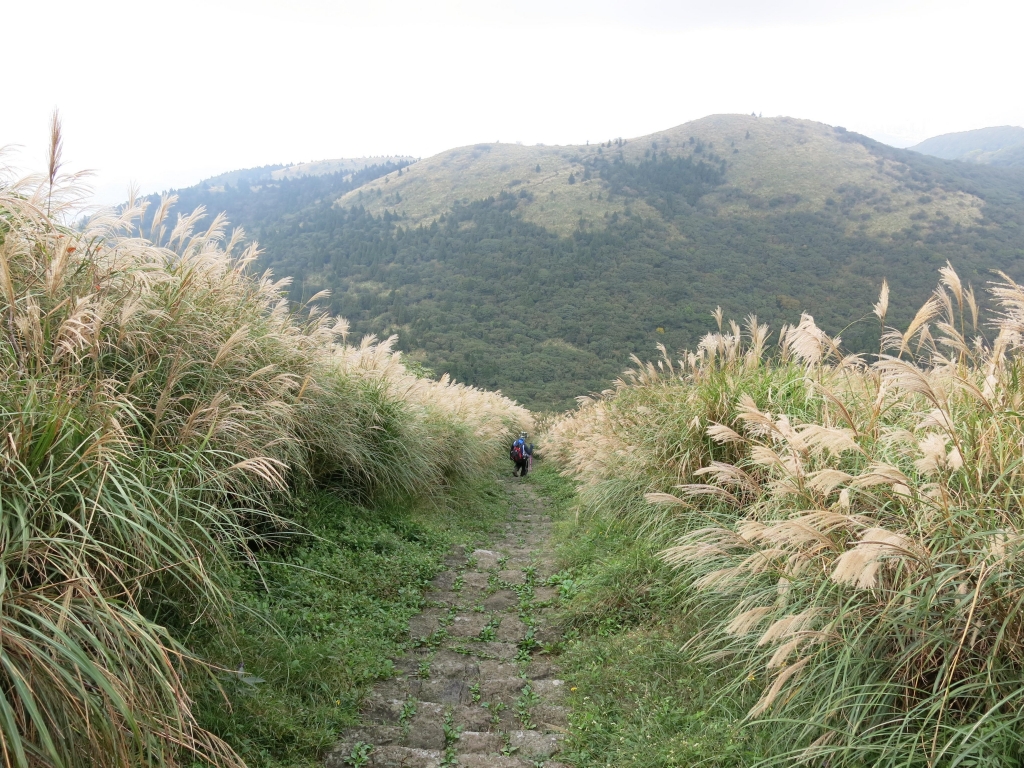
[325, 480, 569, 768]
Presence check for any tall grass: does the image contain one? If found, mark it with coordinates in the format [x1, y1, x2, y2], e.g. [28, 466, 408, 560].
[545, 268, 1024, 765]
[0, 118, 529, 767]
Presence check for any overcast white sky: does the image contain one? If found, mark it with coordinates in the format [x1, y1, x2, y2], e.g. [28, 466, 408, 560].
[5, 0, 1022, 204]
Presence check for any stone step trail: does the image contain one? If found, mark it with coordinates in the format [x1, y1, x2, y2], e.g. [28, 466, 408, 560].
[325, 481, 569, 768]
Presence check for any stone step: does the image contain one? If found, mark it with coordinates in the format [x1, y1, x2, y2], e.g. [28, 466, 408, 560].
[481, 589, 519, 612]
[533, 704, 569, 730]
[470, 548, 502, 570]
[335, 724, 402, 747]
[456, 730, 503, 754]
[325, 744, 441, 768]
[530, 678, 566, 702]
[455, 755, 534, 768]
[407, 608, 447, 639]
[453, 702, 517, 732]
[443, 640, 519, 660]
[509, 729, 564, 759]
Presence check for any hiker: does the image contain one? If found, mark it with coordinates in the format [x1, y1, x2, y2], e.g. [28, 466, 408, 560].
[510, 432, 533, 477]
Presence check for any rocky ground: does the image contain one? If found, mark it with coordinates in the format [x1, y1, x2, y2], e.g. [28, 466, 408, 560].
[324, 480, 569, 768]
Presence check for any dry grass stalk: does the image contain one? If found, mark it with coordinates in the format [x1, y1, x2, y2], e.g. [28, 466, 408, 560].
[544, 265, 1024, 765]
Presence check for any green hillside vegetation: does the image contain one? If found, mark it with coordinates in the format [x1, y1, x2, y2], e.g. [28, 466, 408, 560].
[150, 115, 1024, 410]
[910, 125, 1024, 167]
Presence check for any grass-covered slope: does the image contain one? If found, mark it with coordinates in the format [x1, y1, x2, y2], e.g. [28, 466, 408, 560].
[0, 131, 528, 768]
[150, 114, 1024, 410]
[340, 116, 985, 236]
[543, 267, 1024, 766]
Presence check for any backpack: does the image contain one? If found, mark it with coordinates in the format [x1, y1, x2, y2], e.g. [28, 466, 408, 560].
[510, 438, 526, 462]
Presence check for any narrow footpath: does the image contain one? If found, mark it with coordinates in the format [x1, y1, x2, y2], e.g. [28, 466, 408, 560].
[325, 479, 570, 768]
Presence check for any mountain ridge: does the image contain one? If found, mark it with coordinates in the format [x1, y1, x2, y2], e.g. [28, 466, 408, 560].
[144, 114, 1024, 409]
[338, 115, 984, 236]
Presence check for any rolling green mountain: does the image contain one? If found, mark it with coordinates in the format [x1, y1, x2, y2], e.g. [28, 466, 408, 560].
[909, 126, 1024, 167]
[148, 115, 1024, 410]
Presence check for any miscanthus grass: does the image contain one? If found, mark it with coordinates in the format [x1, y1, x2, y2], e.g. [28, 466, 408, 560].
[0, 115, 529, 767]
[546, 267, 1024, 766]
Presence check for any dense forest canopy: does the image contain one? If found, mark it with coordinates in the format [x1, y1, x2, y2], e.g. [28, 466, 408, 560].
[147, 119, 1024, 410]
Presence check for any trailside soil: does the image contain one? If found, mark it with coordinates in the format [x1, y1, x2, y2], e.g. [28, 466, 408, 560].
[324, 480, 570, 768]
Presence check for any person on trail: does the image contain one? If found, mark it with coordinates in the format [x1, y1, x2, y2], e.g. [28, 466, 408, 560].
[510, 432, 532, 477]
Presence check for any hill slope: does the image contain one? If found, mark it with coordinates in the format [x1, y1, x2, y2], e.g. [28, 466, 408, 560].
[910, 126, 1024, 167]
[149, 115, 1024, 410]
[340, 115, 984, 236]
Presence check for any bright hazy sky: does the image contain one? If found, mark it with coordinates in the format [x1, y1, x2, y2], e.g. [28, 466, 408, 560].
[6, 0, 1023, 204]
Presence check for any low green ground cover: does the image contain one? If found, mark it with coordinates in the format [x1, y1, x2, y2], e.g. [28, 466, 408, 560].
[530, 463, 764, 767]
[186, 476, 514, 767]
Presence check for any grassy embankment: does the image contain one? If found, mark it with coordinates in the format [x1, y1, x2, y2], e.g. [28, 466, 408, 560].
[530, 463, 761, 768]
[0, 121, 529, 768]
[543, 269, 1024, 767]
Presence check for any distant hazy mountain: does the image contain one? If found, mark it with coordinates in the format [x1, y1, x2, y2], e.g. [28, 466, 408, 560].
[272, 157, 417, 181]
[909, 126, 1024, 167]
[196, 157, 417, 190]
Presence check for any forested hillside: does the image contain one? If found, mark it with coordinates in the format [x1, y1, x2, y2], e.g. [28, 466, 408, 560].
[150, 115, 1024, 410]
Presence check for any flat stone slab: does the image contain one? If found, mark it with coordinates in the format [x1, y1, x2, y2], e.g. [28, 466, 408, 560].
[422, 589, 459, 606]
[534, 704, 569, 730]
[461, 572, 490, 590]
[510, 729, 564, 758]
[403, 718, 445, 750]
[525, 661, 559, 679]
[463, 641, 518, 660]
[430, 571, 457, 590]
[407, 608, 446, 638]
[532, 586, 559, 603]
[444, 545, 468, 568]
[477, 660, 519, 678]
[470, 549, 502, 570]
[482, 590, 519, 612]
[457, 730, 503, 754]
[496, 569, 526, 585]
[448, 613, 492, 638]
[325, 745, 442, 768]
[495, 616, 528, 643]
[363, 695, 405, 725]
[452, 704, 499, 731]
[531, 678, 567, 702]
[534, 625, 564, 647]
[422, 656, 479, 679]
[411, 677, 471, 706]
[478, 677, 526, 704]
[337, 724, 402, 747]
[456, 755, 533, 768]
